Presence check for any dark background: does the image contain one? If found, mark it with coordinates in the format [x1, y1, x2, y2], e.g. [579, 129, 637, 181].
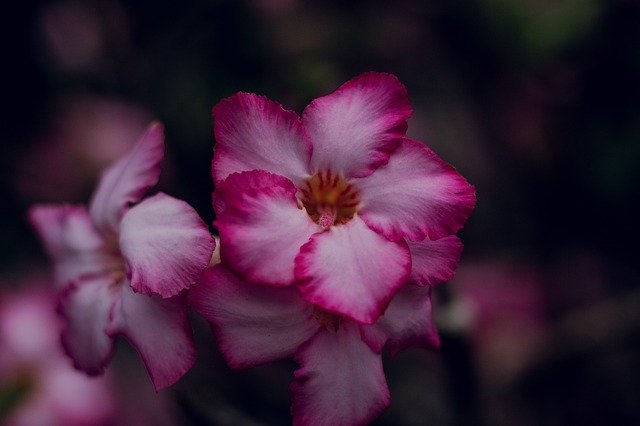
[2, 1, 639, 425]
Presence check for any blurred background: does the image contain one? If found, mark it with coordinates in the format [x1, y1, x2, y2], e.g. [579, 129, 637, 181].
[2, 0, 639, 424]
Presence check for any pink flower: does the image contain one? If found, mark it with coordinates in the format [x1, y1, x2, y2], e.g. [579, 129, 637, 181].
[189, 264, 442, 426]
[192, 72, 475, 424]
[211, 72, 475, 323]
[0, 286, 116, 426]
[449, 260, 548, 385]
[16, 96, 151, 203]
[29, 123, 215, 390]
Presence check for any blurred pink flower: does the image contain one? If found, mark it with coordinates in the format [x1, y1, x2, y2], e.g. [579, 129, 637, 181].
[38, 0, 130, 73]
[0, 286, 116, 426]
[17, 96, 151, 203]
[190, 264, 441, 426]
[449, 260, 548, 385]
[29, 123, 215, 390]
[211, 72, 475, 324]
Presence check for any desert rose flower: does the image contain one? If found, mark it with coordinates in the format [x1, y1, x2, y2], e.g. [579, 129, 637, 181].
[29, 123, 215, 390]
[211, 72, 475, 324]
[0, 286, 116, 426]
[189, 264, 442, 426]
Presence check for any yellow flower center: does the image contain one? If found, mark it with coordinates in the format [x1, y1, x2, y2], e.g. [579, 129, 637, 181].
[300, 171, 360, 229]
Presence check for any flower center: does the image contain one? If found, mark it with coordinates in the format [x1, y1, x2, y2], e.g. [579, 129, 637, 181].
[102, 234, 126, 287]
[300, 171, 360, 229]
[313, 306, 341, 332]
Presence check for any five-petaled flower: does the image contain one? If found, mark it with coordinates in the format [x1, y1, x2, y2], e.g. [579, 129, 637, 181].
[29, 123, 215, 390]
[190, 72, 476, 424]
[210, 71, 474, 323]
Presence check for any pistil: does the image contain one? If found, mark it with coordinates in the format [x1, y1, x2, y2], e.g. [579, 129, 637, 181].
[317, 205, 337, 229]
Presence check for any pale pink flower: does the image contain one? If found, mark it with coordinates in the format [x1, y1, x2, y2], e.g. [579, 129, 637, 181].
[0, 286, 116, 426]
[449, 260, 547, 385]
[29, 123, 215, 390]
[211, 72, 475, 324]
[189, 264, 442, 426]
[16, 96, 151, 203]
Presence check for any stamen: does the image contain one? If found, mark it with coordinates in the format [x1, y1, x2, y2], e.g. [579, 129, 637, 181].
[300, 170, 360, 228]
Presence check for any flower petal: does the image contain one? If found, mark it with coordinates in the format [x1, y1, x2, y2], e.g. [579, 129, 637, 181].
[107, 282, 195, 391]
[89, 122, 164, 233]
[356, 139, 476, 241]
[295, 216, 411, 324]
[408, 235, 463, 286]
[188, 264, 318, 369]
[302, 72, 412, 178]
[360, 285, 440, 356]
[212, 92, 312, 186]
[29, 205, 117, 289]
[216, 172, 320, 286]
[119, 193, 215, 298]
[58, 274, 119, 375]
[291, 322, 390, 426]
[212, 170, 294, 216]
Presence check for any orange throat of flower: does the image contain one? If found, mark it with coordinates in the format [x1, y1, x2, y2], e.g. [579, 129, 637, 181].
[300, 170, 360, 229]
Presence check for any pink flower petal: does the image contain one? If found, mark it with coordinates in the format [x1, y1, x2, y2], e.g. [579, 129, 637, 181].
[212, 170, 294, 216]
[212, 92, 312, 186]
[356, 139, 476, 241]
[58, 274, 119, 375]
[119, 192, 215, 298]
[302, 72, 412, 178]
[215, 172, 320, 286]
[89, 122, 164, 233]
[188, 265, 318, 369]
[408, 235, 463, 286]
[360, 285, 440, 357]
[29, 205, 117, 289]
[108, 282, 195, 391]
[295, 216, 411, 324]
[291, 322, 390, 426]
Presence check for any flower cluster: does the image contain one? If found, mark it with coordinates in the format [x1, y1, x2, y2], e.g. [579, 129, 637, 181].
[190, 72, 475, 425]
[29, 72, 475, 424]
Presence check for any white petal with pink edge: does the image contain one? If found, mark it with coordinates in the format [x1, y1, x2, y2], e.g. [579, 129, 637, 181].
[295, 216, 411, 324]
[119, 192, 215, 298]
[216, 173, 320, 286]
[212, 93, 312, 186]
[213, 170, 294, 216]
[29, 204, 117, 289]
[360, 285, 440, 356]
[89, 122, 164, 234]
[58, 274, 120, 375]
[291, 322, 390, 426]
[408, 235, 463, 286]
[302, 72, 412, 178]
[107, 282, 195, 391]
[188, 265, 318, 369]
[356, 139, 476, 242]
